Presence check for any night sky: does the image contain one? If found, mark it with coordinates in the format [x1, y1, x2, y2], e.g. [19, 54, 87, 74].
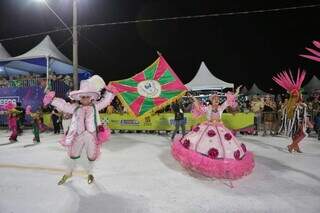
[0, 0, 320, 93]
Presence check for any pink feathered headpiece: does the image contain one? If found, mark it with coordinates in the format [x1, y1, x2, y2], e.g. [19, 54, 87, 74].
[4, 102, 16, 111]
[272, 69, 306, 95]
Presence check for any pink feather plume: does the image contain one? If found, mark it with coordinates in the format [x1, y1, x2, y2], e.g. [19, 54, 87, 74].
[300, 40, 320, 62]
[272, 69, 306, 92]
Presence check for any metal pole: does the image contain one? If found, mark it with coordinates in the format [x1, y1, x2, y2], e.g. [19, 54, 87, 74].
[72, 0, 78, 90]
[45, 56, 49, 91]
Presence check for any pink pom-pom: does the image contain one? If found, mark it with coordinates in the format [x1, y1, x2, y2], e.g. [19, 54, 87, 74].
[182, 139, 190, 149]
[207, 129, 216, 137]
[4, 102, 16, 111]
[234, 150, 241, 160]
[43, 91, 55, 106]
[192, 126, 200, 132]
[241, 143, 247, 153]
[224, 133, 232, 141]
[96, 125, 111, 145]
[208, 148, 219, 159]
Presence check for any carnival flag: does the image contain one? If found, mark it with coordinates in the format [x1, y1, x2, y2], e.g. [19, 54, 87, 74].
[109, 56, 187, 118]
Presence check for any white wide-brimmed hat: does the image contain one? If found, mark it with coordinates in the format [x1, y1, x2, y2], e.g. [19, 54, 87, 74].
[69, 78, 100, 101]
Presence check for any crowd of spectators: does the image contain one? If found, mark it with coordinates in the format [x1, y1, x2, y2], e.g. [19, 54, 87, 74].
[1, 78, 319, 139]
[0, 74, 73, 88]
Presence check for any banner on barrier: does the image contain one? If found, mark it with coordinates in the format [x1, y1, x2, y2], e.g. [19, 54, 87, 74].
[43, 112, 254, 131]
[0, 86, 45, 125]
[101, 113, 254, 131]
[0, 96, 20, 106]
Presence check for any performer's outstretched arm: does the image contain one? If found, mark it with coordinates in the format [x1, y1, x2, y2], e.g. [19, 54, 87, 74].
[51, 98, 77, 114]
[220, 85, 241, 111]
[189, 93, 201, 110]
[43, 91, 77, 114]
[188, 93, 207, 117]
[94, 85, 117, 111]
[95, 92, 115, 111]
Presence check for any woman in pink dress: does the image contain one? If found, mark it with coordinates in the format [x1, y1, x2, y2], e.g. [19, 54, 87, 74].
[8, 109, 20, 142]
[171, 87, 254, 180]
[4, 102, 20, 142]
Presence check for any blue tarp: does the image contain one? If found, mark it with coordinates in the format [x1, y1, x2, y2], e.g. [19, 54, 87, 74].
[0, 57, 92, 77]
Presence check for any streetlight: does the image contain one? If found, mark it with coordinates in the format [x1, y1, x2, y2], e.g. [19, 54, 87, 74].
[72, 0, 78, 90]
[36, 0, 79, 90]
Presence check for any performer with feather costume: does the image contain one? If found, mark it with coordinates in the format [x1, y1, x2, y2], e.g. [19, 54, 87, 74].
[273, 70, 308, 153]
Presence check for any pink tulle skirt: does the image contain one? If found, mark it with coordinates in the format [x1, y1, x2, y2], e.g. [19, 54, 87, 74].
[171, 138, 255, 180]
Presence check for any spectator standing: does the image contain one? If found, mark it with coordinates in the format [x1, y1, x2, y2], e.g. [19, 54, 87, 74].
[250, 95, 264, 135]
[171, 99, 186, 140]
[51, 108, 61, 134]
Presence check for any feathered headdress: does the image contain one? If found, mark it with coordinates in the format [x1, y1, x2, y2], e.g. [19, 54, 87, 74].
[300, 40, 320, 63]
[272, 69, 306, 118]
[4, 102, 16, 111]
[272, 69, 306, 96]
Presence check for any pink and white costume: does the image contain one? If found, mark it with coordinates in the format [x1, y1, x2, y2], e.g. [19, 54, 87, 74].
[172, 94, 255, 179]
[51, 92, 114, 160]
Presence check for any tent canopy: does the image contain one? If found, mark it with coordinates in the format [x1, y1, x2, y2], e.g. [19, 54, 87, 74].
[0, 43, 11, 59]
[0, 36, 92, 76]
[13, 35, 71, 63]
[240, 86, 248, 94]
[246, 83, 269, 96]
[303, 75, 320, 92]
[185, 62, 234, 90]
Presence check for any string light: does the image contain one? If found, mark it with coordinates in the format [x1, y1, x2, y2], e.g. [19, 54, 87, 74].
[0, 3, 319, 42]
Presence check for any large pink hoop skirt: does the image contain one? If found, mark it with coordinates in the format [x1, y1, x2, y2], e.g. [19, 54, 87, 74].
[171, 122, 255, 179]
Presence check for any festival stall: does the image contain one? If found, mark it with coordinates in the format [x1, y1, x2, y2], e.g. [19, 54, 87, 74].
[0, 36, 92, 80]
[0, 36, 93, 125]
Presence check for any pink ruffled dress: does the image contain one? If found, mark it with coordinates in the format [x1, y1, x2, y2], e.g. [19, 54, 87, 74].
[171, 96, 255, 179]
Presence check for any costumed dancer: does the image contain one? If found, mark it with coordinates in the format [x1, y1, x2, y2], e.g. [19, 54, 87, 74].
[15, 102, 25, 135]
[38, 110, 49, 133]
[273, 70, 308, 153]
[26, 105, 41, 143]
[171, 87, 255, 180]
[5, 102, 21, 142]
[43, 75, 116, 185]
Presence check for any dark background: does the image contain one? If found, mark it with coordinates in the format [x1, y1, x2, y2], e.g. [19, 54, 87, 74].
[0, 0, 320, 93]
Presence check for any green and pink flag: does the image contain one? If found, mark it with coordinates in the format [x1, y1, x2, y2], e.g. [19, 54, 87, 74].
[109, 56, 187, 118]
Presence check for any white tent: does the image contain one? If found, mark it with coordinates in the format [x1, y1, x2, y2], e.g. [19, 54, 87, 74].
[246, 83, 269, 96]
[0, 43, 11, 59]
[185, 62, 234, 90]
[13, 35, 71, 63]
[240, 86, 248, 94]
[0, 35, 92, 77]
[303, 75, 320, 92]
